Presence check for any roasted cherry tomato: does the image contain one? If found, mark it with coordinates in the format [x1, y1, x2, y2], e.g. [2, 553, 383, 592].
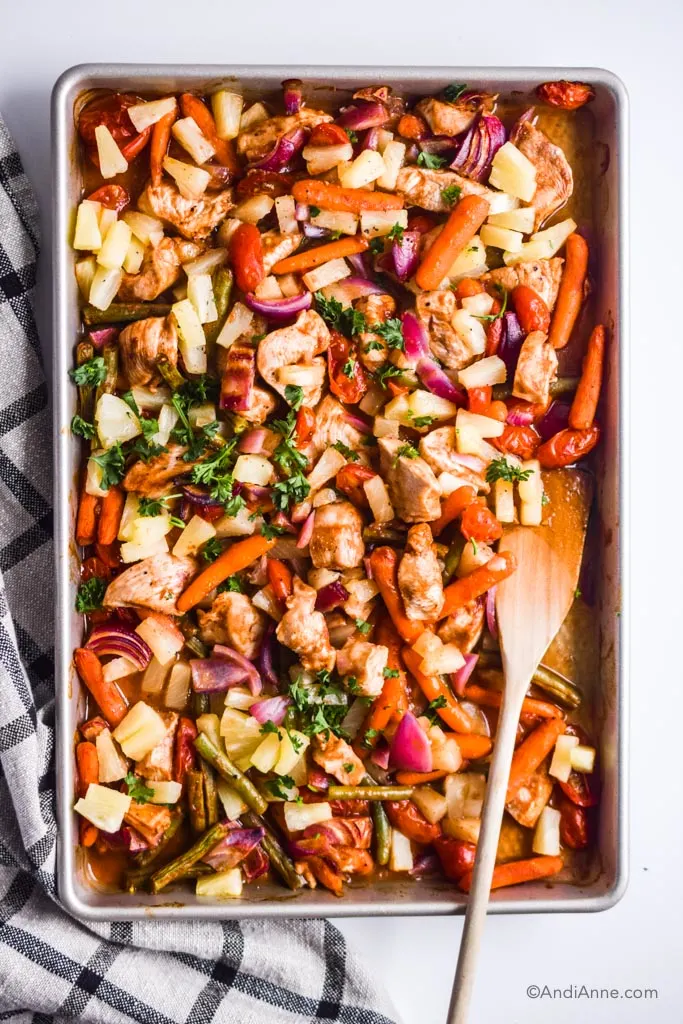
[511, 285, 551, 334]
[78, 93, 139, 145]
[80, 556, 110, 582]
[467, 386, 492, 415]
[558, 769, 599, 808]
[460, 503, 503, 545]
[335, 464, 376, 508]
[536, 81, 595, 110]
[85, 184, 130, 212]
[385, 800, 441, 844]
[396, 114, 428, 140]
[485, 316, 504, 357]
[537, 425, 600, 469]
[235, 169, 295, 199]
[310, 123, 351, 146]
[230, 223, 265, 293]
[295, 406, 316, 448]
[434, 836, 477, 881]
[173, 717, 198, 784]
[327, 330, 369, 404]
[494, 423, 541, 460]
[94, 542, 121, 570]
[558, 796, 590, 848]
[266, 557, 293, 607]
[407, 211, 437, 234]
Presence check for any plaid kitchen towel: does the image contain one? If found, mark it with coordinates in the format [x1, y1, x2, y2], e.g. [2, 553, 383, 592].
[0, 112, 399, 1024]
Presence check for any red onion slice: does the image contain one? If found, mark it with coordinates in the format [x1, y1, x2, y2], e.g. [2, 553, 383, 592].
[392, 231, 420, 282]
[452, 653, 479, 697]
[410, 851, 440, 876]
[486, 586, 498, 640]
[343, 409, 372, 433]
[244, 291, 312, 321]
[346, 252, 370, 279]
[451, 115, 506, 182]
[498, 311, 525, 377]
[193, 644, 263, 695]
[238, 428, 267, 454]
[506, 405, 535, 426]
[417, 357, 466, 405]
[389, 711, 433, 773]
[88, 327, 119, 349]
[314, 581, 349, 612]
[337, 100, 389, 131]
[282, 79, 303, 115]
[401, 311, 430, 362]
[202, 828, 266, 870]
[296, 511, 315, 549]
[370, 739, 391, 770]
[361, 127, 380, 151]
[250, 695, 291, 726]
[180, 483, 224, 508]
[256, 622, 279, 689]
[302, 221, 330, 240]
[253, 127, 306, 172]
[342, 276, 387, 298]
[538, 400, 571, 442]
[85, 623, 152, 670]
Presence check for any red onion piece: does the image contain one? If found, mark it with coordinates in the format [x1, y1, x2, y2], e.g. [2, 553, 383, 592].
[337, 101, 389, 131]
[295, 202, 310, 220]
[85, 623, 152, 670]
[486, 586, 498, 640]
[243, 845, 270, 881]
[202, 828, 266, 870]
[288, 834, 334, 860]
[253, 127, 306, 172]
[241, 483, 271, 504]
[271, 511, 297, 535]
[538, 400, 571, 442]
[417, 357, 466, 405]
[180, 483, 223, 509]
[190, 658, 251, 693]
[370, 739, 391, 770]
[410, 850, 440, 876]
[346, 252, 370, 279]
[307, 767, 329, 792]
[302, 221, 330, 240]
[419, 137, 457, 157]
[342, 275, 387, 298]
[250, 694, 291, 726]
[304, 817, 373, 847]
[361, 127, 380, 151]
[452, 653, 479, 697]
[88, 327, 119, 349]
[238, 428, 267, 454]
[213, 643, 263, 695]
[244, 290, 312, 321]
[389, 711, 433, 773]
[506, 405, 535, 426]
[256, 622, 279, 689]
[105, 826, 149, 851]
[451, 115, 506, 182]
[343, 409, 372, 432]
[401, 311, 430, 361]
[219, 343, 254, 412]
[498, 311, 525, 377]
[282, 79, 303, 115]
[314, 580, 349, 612]
[296, 511, 315, 549]
[392, 230, 420, 282]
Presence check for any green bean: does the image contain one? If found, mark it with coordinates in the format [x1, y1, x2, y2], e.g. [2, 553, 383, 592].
[492, 376, 579, 401]
[201, 761, 220, 826]
[203, 267, 233, 347]
[476, 652, 582, 709]
[442, 535, 465, 583]
[158, 358, 186, 391]
[328, 785, 414, 801]
[187, 769, 207, 835]
[133, 811, 183, 868]
[185, 635, 209, 659]
[125, 862, 211, 893]
[82, 302, 172, 325]
[194, 733, 268, 815]
[371, 801, 391, 865]
[149, 820, 231, 894]
[192, 691, 210, 717]
[75, 341, 95, 423]
[243, 811, 304, 892]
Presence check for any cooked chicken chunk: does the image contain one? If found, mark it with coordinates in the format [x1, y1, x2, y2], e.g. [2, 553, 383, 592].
[123, 444, 195, 498]
[437, 599, 485, 652]
[196, 592, 267, 659]
[308, 395, 366, 461]
[355, 293, 396, 370]
[256, 309, 330, 407]
[118, 238, 204, 302]
[378, 438, 441, 523]
[118, 316, 178, 389]
[124, 801, 172, 846]
[415, 94, 494, 137]
[335, 637, 388, 698]
[398, 524, 445, 621]
[261, 231, 301, 274]
[276, 577, 335, 673]
[396, 166, 496, 213]
[103, 553, 196, 615]
[416, 290, 481, 370]
[312, 732, 365, 786]
[419, 427, 489, 494]
[483, 258, 564, 312]
[243, 385, 278, 425]
[309, 501, 365, 570]
[236, 109, 333, 162]
[513, 330, 558, 405]
[328, 847, 374, 875]
[139, 182, 233, 241]
[506, 767, 553, 828]
[136, 712, 178, 781]
[511, 121, 573, 230]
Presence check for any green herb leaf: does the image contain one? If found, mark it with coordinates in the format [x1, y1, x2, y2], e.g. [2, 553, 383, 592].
[309, 206, 321, 217]
[354, 618, 372, 636]
[332, 441, 360, 462]
[386, 223, 405, 243]
[374, 318, 405, 351]
[411, 414, 436, 428]
[444, 83, 467, 102]
[485, 457, 533, 485]
[374, 363, 404, 387]
[69, 357, 106, 388]
[342, 356, 356, 378]
[344, 129, 358, 143]
[361, 727, 379, 749]
[417, 152, 447, 170]
[266, 775, 297, 799]
[272, 472, 310, 511]
[475, 286, 509, 322]
[393, 443, 419, 467]
[92, 443, 126, 490]
[260, 720, 279, 735]
[441, 184, 462, 207]
[71, 415, 96, 440]
[424, 695, 447, 725]
[75, 577, 106, 614]
[284, 384, 305, 411]
[383, 667, 400, 679]
[217, 574, 243, 594]
[125, 772, 155, 803]
[315, 292, 368, 338]
[201, 537, 224, 563]
[369, 237, 385, 255]
[261, 522, 286, 541]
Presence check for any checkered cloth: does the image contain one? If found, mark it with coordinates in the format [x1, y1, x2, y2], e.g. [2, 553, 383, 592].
[0, 113, 399, 1024]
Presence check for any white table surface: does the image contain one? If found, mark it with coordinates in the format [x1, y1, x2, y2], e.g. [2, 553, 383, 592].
[2, 0, 681, 1020]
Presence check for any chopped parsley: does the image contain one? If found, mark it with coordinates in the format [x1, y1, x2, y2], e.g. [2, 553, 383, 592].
[375, 318, 405, 351]
[261, 522, 286, 541]
[288, 673, 349, 738]
[92, 443, 125, 490]
[217, 574, 243, 594]
[441, 184, 462, 206]
[201, 537, 224, 563]
[364, 338, 384, 352]
[260, 720, 279, 735]
[344, 129, 358, 143]
[361, 727, 379, 749]
[485, 457, 532, 485]
[272, 411, 308, 476]
[383, 667, 400, 679]
[71, 415, 96, 440]
[69, 357, 106, 388]
[137, 494, 180, 518]
[332, 441, 360, 462]
[386, 223, 404, 243]
[266, 775, 297, 799]
[393, 443, 420, 466]
[369, 237, 385, 255]
[541, 493, 550, 507]
[190, 440, 243, 514]
[424, 695, 448, 725]
[75, 577, 106, 614]
[417, 151, 447, 170]
[272, 472, 310, 511]
[342, 356, 356, 378]
[374, 363, 404, 387]
[343, 762, 355, 773]
[444, 83, 467, 102]
[125, 772, 155, 803]
[346, 676, 362, 694]
[475, 286, 509, 322]
[354, 618, 371, 636]
[309, 206, 321, 217]
[315, 292, 367, 338]
[411, 413, 436, 428]
[574, 587, 582, 600]
[290, 732, 304, 753]
[284, 384, 305, 411]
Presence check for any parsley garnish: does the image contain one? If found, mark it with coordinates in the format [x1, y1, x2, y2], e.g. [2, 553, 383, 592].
[69, 357, 106, 388]
[485, 457, 532, 485]
[125, 772, 155, 803]
[361, 727, 378, 749]
[342, 356, 356, 378]
[201, 537, 224, 563]
[444, 83, 467, 102]
[344, 129, 358, 143]
[541, 493, 550, 507]
[354, 619, 371, 636]
[272, 411, 308, 476]
[332, 441, 359, 462]
[364, 338, 384, 352]
[261, 522, 286, 541]
[393, 443, 420, 466]
[287, 673, 349, 738]
[315, 292, 367, 338]
[290, 732, 304, 753]
[272, 472, 310, 511]
[260, 720, 279, 735]
[190, 440, 244, 515]
[343, 762, 355, 773]
[369, 237, 385, 255]
[92, 443, 125, 490]
[441, 184, 462, 206]
[424, 695, 447, 725]
[309, 206, 321, 217]
[574, 587, 582, 600]
[71, 415, 96, 440]
[383, 667, 399, 679]
[411, 414, 436, 428]
[374, 318, 404, 351]
[266, 775, 297, 800]
[217, 574, 243, 593]
[137, 494, 180, 518]
[386, 223, 404, 243]
[417, 152, 447, 170]
[374, 363, 404, 387]
[284, 385, 305, 411]
[475, 287, 509, 323]
[75, 577, 106, 614]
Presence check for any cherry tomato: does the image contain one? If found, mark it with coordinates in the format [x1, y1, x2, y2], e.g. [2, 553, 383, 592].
[434, 836, 477, 881]
[558, 796, 590, 849]
[335, 464, 376, 508]
[295, 407, 316, 448]
[310, 123, 350, 146]
[173, 717, 198, 784]
[487, 400, 508, 422]
[397, 113, 428, 140]
[78, 93, 139, 145]
[266, 558, 293, 606]
[327, 330, 369, 404]
[85, 185, 130, 212]
[467, 386, 492, 415]
[558, 770, 599, 808]
[407, 211, 437, 234]
[385, 800, 441, 844]
[230, 223, 265, 293]
[536, 81, 595, 110]
[511, 285, 551, 334]
[94, 542, 121, 570]
[537, 425, 600, 469]
[235, 169, 295, 199]
[485, 316, 504, 357]
[196, 504, 226, 523]
[494, 423, 541, 460]
[460, 503, 503, 545]
[80, 556, 110, 582]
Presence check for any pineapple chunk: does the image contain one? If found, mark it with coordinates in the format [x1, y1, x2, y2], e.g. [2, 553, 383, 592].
[458, 355, 507, 389]
[96, 729, 129, 783]
[359, 209, 408, 238]
[480, 224, 524, 253]
[74, 783, 131, 833]
[240, 102, 268, 130]
[448, 234, 487, 282]
[98, 207, 118, 240]
[303, 143, 354, 175]
[216, 301, 253, 348]
[146, 780, 183, 805]
[451, 308, 487, 357]
[113, 702, 168, 760]
[216, 778, 247, 820]
[89, 266, 122, 311]
[301, 258, 350, 292]
[95, 393, 141, 448]
[376, 140, 406, 190]
[73, 200, 102, 251]
[532, 805, 561, 856]
[95, 125, 128, 179]
[489, 142, 537, 202]
[487, 206, 536, 233]
[75, 257, 97, 299]
[389, 829, 413, 872]
[128, 96, 177, 132]
[122, 235, 146, 274]
[339, 149, 385, 189]
[311, 209, 359, 236]
[503, 218, 577, 265]
[211, 90, 243, 140]
[274, 729, 309, 776]
[97, 220, 132, 270]
[196, 713, 222, 750]
[196, 867, 243, 899]
[122, 211, 164, 246]
[250, 732, 281, 773]
[172, 117, 215, 165]
[284, 801, 332, 832]
[232, 194, 274, 225]
[363, 475, 394, 524]
[548, 734, 580, 782]
[570, 745, 596, 773]
[135, 614, 184, 666]
[187, 272, 218, 324]
[173, 515, 217, 558]
[233, 454, 274, 486]
[171, 299, 207, 374]
[220, 707, 262, 761]
[274, 195, 298, 235]
[494, 478, 515, 523]
[85, 453, 111, 497]
[163, 156, 210, 199]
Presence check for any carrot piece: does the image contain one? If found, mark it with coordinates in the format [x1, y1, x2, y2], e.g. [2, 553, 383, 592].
[73, 648, 128, 727]
[431, 485, 476, 538]
[459, 855, 563, 892]
[401, 647, 475, 734]
[548, 233, 589, 350]
[463, 683, 563, 720]
[80, 820, 99, 847]
[150, 105, 177, 187]
[396, 769, 448, 785]
[415, 195, 490, 292]
[272, 235, 369, 275]
[176, 535, 276, 612]
[439, 552, 517, 620]
[454, 277, 485, 301]
[568, 325, 606, 430]
[76, 487, 99, 547]
[453, 734, 493, 759]
[266, 557, 293, 607]
[397, 114, 428, 140]
[467, 386, 493, 415]
[76, 741, 99, 795]
[506, 717, 566, 801]
[97, 485, 125, 546]
[291, 179, 404, 214]
[368, 548, 426, 644]
[355, 617, 408, 754]
[179, 93, 239, 173]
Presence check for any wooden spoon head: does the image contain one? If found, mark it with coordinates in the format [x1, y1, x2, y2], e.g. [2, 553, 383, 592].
[496, 468, 594, 693]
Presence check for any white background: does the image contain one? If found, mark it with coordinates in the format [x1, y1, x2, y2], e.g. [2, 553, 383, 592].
[1, 0, 681, 1020]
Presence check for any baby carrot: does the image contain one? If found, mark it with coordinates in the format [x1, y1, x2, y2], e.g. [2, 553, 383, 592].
[454, 277, 485, 301]
[568, 325, 606, 430]
[179, 93, 239, 173]
[463, 684, 563, 720]
[177, 534, 276, 612]
[368, 547, 426, 644]
[355, 617, 408, 754]
[266, 558, 293, 607]
[439, 552, 517, 620]
[73, 648, 128, 727]
[506, 717, 566, 802]
[431, 485, 476, 538]
[548, 233, 589, 350]
[76, 486, 98, 547]
[401, 647, 475, 734]
[97, 485, 125, 546]
[272, 235, 369, 275]
[415, 195, 490, 291]
[459, 855, 563, 892]
[292, 179, 404, 214]
[150, 104, 177, 187]
[453, 734, 493, 759]
[395, 769, 448, 785]
[76, 741, 99, 795]
[397, 114, 428, 140]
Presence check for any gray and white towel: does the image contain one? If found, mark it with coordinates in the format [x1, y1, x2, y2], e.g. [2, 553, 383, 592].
[0, 111, 398, 1024]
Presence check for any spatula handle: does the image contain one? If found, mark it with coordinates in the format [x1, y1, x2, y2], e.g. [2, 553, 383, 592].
[446, 684, 526, 1024]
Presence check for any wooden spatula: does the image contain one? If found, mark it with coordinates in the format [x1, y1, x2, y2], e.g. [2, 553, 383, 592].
[447, 468, 593, 1024]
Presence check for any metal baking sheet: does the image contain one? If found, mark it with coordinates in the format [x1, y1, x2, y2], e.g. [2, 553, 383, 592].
[53, 64, 628, 920]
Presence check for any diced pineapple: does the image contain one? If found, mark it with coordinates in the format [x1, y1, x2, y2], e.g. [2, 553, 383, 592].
[389, 829, 413, 872]
[359, 209, 408, 238]
[486, 192, 521, 216]
[458, 355, 507, 389]
[73, 200, 102, 251]
[445, 772, 487, 820]
[461, 292, 495, 317]
[164, 661, 192, 710]
[420, 641, 465, 676]
[172, 299, 207, 374]
[274, 729, 309, 776]
[95, 125, 128, 179]
[122, 211, 165, 247]
[216, 778, 247, 820]
[89, 266, 123, 311]
[305, 447, 347, 492]
[141, 657, 169, 694]
[411, 786, 448, 825]
[373, 417, 400, 438]
[183, 249, 227, 276]
[196, 713, 222, 750]
[448, 234, 487, 282]
[211, 90, 243, 139]
[489, 142, 537, 202]
[519, 460, 544, 525]
[216, 301, 253, 348]
[75, 257, 98, 299]
[503, 218, 577, 265]
[240, 101, 269, 130]
[226, 687, 260, 710]
[311, 209, 359, 236]
[284, 801, 332, 832]
[232, 194, 274, 225]
[494, 478, 515, 523]
[455, 408, 504, 461]
[122, 235, 146, 274]
[163, 156, 210, 199]
[303, 142, 353, 175]
[548, 734, 580, 782]
[188, 402, 216, 428]
[250, 732, 281, 773]
[120, 536, 169, 563]
[135, 614, 184, 666]
[102, 657, 139, 684]
[147, 780, 183, 805]
[233, 454, 274, 486]
[278, 273, 302, 298]
[570, 745, 596, 773]
[254, 275, 283, 300]
[85, 453, 111, 497]
[96, 728, 129, 783]
[97, 220, 132, 270]
[196, 867, 243, 899]
[113, 701, 168, 760]
[339, 149, 386, 189]
[532, 805, 561, 856]
[220, 707, 262, 761]
[451, 308, 487, 357]
[487, 206, 536, 233]
[456, 408, 506, 439]
[301, 257, 350, 292]
[187, 272, 218, 324]
[173, 515, 217, 558]
[363, 475, 394, 523]
[172, 116, 215, 165]
[480, 224, 524, 253]
[376, 140, 406, 190]
[95, 393, 141, 448]
[128, 96, 177, 132]
[376, 129, 394, 152]
[456, 539, 494, 577]
[274, 195, 298, 235]
[97, 207, 118, 241]
[74, 783, 131, 833]
[277, 363, 326, 389]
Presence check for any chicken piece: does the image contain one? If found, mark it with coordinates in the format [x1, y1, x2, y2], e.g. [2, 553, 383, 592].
[118, 238, 204, 302]
[312, 732, 365, 786]
[196, 592, 267, 659]
[396, 166, 496, 214]
[328, 847, 374, 875]
[437, 599, 485, 652]
[355, 293, 396, 370]
[419, 426, 489, 494]
[261, 231, 301, 274]
[307, 856, 344, 895]
[135, 712, 178, 781]
[256, 309, 330, 406]
[118, 316, 178, 389]
[139, 182, 233, 241]
[276, 576, 335, 673]
[513, 330, 558, 405]
[415, 94, 495, 137]
[318, 816, 373, 848]
[123, 444, 196, 498]
[307, 395, 366, 461]
[123, 801, 172, 847]
[483, 258, 564, 312]
[103, 553, 196, 615]
[80, 716, 108, 742]
[415, 289, 477, 370]
[378, 437, 441, 523]
[511, 121, 573, 230]
[242, 385, 278, 425]
[236, 109, 332, 162]
[398, 524, 445, 621]
[294, 859, 317, 888]
[309, 501, 365, 570]
[506, 767, 554, 828]
[336, 637, 388, 698]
